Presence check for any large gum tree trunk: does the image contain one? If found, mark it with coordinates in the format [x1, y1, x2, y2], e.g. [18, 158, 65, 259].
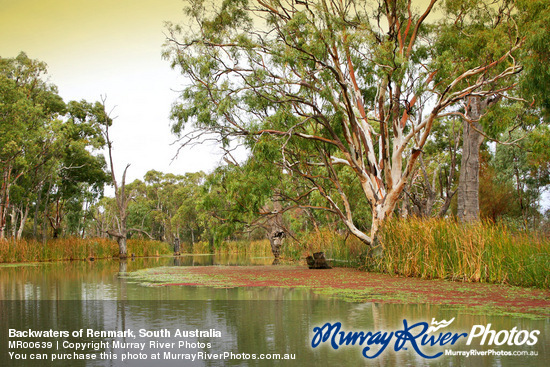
[268, 198, 285, 259]
[457, 97, 491, 222]
[118, 236, 128, 258]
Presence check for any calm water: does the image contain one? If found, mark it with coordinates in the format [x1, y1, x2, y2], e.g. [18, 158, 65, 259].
[0, 255, 548, 366]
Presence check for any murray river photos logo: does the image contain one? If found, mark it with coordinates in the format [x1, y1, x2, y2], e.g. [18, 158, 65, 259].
[311, 318, 540, 359]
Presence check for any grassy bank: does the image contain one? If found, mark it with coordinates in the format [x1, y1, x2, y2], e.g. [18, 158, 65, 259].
[0, 238, 172, 263]
[373, 219, 550, 289]
[192, 239, 272, 255]
[267, 219, 550, 289]
[9, 219, 539, 290]
[280, 229, 365, 265]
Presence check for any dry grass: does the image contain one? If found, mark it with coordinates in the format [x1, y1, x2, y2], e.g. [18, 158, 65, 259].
[0, 237, 172, 263]
[282, 228, 366, 265]
[374, 218, 549, 288]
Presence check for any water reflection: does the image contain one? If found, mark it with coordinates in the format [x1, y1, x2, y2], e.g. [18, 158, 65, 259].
[0, 256, 548, 367]
[0, 255, 275, 301]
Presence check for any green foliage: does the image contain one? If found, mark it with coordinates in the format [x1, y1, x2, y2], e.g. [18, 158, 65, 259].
[0, 53, 111, 240]
[0, 52, 64, 175]
[198, 161, 272, 246]
[481, 126, 550, 227]
[516, 0, 550, 116]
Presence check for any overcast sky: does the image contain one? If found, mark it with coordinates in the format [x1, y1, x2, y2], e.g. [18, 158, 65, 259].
[1, 0, 233, 185]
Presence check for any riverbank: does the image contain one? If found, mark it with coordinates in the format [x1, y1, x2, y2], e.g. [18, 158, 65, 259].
[0, 237, 172, 262]
[2, 219, 548, 290]
[272, 219, 549, 289]
[125, 265, 550, 319]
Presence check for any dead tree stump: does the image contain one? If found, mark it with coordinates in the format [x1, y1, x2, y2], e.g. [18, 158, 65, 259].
[306, 252, 332, 269]
[174, 237, 181, 256]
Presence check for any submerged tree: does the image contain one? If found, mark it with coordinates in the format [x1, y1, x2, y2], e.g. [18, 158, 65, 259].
[164, 0, 524, 249]
[103, 111, 132, 258]
[70, 100, 131, 256]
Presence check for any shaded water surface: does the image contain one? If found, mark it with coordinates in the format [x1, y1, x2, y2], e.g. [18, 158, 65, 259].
[0, 255, 548, 366]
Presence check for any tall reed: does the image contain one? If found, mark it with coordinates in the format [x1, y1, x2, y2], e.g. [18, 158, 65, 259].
[374, 218, 549, 289]
[0, 238, 172, 263]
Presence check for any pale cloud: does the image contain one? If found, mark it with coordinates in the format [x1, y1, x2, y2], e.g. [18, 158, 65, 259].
[0, 0, 227, 185]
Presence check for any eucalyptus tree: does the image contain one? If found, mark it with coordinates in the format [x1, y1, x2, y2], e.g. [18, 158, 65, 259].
[139, 170, 198, 242]
[433, 0, 550, 222]
[125, 179, 154, 238]
[0, 53, 115, 240]
[0, 52, 65, 239]
[197, 153, 294, 255]
[45, 101, 110, 238]
[171, 171, 206, 246]
[143, 170, 183, 242]
[164, 0, 524, 249]
[198, 164, 259, 249]
[488, 128, 550, 226]
[517, 0, 550, 117]
[92, 170, 207, 246]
